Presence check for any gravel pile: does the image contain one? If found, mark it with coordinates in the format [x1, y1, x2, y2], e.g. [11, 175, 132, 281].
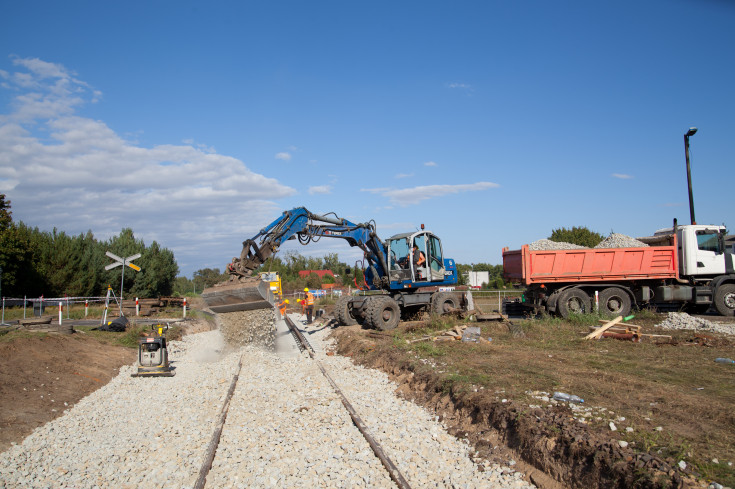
[0, 318, 534, 489]
[218, 308, 276, 348]
[655, 312, 735, 336]
[594, 233, 649, 249]
[528, 239, 587, 251]
[0, 330, 238, 488]
[529, 233, 648, 251]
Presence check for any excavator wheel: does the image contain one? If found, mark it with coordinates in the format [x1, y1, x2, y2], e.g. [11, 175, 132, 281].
[365, 296, 400, 331]
[431, 292, 461, 315]
[334, 295, 358, 326]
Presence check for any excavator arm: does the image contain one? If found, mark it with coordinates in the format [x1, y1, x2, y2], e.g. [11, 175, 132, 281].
[203, 207, 389, 313]
[228, 207, 389, 284]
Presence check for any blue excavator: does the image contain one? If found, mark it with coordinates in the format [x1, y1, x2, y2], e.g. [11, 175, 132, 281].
[201, 207, 468, 330]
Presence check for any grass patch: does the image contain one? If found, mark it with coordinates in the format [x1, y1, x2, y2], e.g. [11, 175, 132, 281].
[389, 311, 735, 487]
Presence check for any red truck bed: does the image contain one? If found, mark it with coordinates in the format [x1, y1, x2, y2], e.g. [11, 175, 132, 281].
[503, 242, 679, 285]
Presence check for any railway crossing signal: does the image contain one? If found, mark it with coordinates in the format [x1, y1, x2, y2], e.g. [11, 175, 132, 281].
[105, 252, 142, 306]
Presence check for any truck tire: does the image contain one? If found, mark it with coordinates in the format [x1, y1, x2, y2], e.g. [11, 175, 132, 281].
[557, 288, 591, 318]
[714, 284, 735, 317]
[366, 296, 400, 331]
[334, 295, 357, 326]
[431, 292, 461, 315]
[598, 287, 632, 317]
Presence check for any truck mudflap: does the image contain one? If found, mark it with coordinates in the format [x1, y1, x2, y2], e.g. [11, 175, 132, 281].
[201, 278, 274, 313]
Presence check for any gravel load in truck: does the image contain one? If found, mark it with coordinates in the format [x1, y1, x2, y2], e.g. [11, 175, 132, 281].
[594, 233, 649, 249]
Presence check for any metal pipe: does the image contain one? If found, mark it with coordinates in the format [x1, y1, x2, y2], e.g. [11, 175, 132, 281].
[684, 127, 697, 225]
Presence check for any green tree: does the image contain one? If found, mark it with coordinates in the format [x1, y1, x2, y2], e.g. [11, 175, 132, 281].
[174, 276, 194, 295]
[193, 268, 226, 290]
[131, 241, 179, 297]
[306, 272, 322, 289]
[0, 194, 12, 232]
[0, 222, 36, 296]
[549, 226, 604, 248]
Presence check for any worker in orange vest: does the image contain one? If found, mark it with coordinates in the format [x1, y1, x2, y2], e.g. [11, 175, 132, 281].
[277, 298, 289, 318]
[304, 287, 315, 324]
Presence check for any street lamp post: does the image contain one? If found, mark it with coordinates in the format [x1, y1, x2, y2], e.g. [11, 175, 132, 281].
[684, 127, 698, 225]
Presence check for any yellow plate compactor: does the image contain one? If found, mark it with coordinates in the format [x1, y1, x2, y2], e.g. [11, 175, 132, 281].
[131, 323, 175, 377]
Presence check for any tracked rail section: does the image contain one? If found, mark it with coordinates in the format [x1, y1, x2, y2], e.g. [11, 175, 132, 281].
[195, 314, 411, 489]
[283, 314, 412, 489]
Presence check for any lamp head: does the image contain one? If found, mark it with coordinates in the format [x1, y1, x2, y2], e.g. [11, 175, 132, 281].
[685, 127, 698, 137]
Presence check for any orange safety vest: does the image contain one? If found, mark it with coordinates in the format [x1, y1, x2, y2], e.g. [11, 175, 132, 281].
[278, 301, 287, 314]
[305, 292, 315, 306]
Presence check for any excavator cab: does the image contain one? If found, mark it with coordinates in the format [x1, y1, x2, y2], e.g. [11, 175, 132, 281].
[387, 231, 446, 285]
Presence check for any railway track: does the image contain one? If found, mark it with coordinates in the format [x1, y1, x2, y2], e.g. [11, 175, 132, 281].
[194, 313, 412, 489]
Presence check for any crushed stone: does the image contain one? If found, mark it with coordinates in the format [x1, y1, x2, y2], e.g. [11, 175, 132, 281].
[594, 233, 649, 249]
[654, 312, 735, 336]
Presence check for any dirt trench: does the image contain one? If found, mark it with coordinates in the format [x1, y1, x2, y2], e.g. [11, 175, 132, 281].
[331, 327, 701, 489]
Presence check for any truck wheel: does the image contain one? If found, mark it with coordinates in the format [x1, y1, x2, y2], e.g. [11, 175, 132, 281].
[334, 296, 357, 326]
[366, 296, 400, 330]
[557, 288, 591, 318]
[598, 287, 631, 317]
[431, 292, 460, 315]
[714, 284, 735, 317]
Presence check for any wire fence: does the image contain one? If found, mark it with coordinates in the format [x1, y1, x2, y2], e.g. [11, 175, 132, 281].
[470, 290, 524, 313]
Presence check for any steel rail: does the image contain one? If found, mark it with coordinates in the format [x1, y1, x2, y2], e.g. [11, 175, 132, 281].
[283, 314, 412, 489]
[194, 354, 243, 489]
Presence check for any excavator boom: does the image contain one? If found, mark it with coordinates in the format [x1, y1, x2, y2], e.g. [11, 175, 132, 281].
[202, 207, 388, 313]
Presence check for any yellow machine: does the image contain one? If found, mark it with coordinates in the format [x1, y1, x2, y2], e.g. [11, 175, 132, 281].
[131, 324, 175, 377]
[260, 272, 282, 297]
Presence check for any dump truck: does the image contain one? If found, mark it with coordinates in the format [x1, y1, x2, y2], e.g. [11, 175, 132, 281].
[503, 221, 735, 317]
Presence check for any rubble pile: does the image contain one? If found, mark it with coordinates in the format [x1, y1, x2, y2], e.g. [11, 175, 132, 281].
[217, 308, 277, 348]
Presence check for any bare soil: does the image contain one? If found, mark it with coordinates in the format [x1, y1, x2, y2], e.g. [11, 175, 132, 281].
[0, 332, 134, 453]
[0, 317, 213, 454]
[329, 312, 735, 489]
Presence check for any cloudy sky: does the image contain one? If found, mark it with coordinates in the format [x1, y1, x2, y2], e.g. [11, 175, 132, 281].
[1, 1, 733, 278]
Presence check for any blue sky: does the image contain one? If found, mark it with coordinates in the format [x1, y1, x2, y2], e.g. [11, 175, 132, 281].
[1, 1, 733, 278]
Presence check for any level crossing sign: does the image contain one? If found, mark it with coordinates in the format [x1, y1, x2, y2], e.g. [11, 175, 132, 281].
[105, 252, 142, 304]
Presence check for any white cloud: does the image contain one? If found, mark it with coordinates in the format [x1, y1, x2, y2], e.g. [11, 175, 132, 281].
[275, 152, 291, 161]
[447, 82, 474, 95]
[361, 182, 499, 206]
[424, 161, 437, 167]
[612, 173, 633, 179]
[308, 185, 332, 195]
[0, 57, 296, 276]
[395, 173, 414, 179]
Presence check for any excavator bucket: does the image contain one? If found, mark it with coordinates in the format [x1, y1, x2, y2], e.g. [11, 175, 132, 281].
[201, 278, 274, 313]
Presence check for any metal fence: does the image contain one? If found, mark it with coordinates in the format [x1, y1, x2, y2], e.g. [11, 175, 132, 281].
[470, 290, 524, 314]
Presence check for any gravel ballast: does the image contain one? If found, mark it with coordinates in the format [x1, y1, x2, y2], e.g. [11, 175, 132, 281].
[0, 315, 533, 489]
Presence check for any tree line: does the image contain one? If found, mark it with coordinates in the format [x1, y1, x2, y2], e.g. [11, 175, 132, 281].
[0, 195, 178, 298]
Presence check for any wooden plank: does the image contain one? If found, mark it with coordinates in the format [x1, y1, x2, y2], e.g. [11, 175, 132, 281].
[585, 316, 623, 340]
[597, 319, 641, 332]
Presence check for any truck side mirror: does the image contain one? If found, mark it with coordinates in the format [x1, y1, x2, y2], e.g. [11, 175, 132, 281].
[718, 232, 726, 255]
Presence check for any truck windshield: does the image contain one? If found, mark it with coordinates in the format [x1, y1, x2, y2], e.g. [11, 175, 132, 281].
[696, 231, 721, 253]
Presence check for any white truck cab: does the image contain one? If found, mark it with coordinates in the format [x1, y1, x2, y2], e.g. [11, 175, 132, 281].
[653, 223, 735, 316]
[654, 224, 734, 277]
